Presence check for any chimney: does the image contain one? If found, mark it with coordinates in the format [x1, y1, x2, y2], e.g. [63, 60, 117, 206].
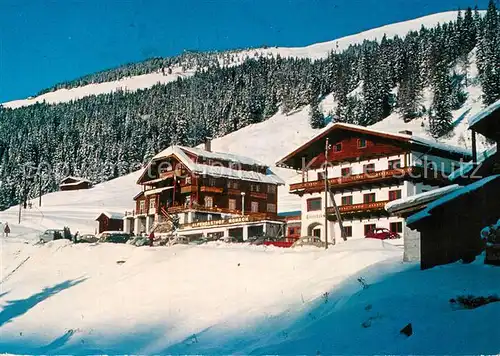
[204, 137, 212, 152]
[399, 130, 413, 136]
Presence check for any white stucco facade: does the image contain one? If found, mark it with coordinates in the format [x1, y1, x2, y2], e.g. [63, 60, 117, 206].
[295, 152, 445, 245]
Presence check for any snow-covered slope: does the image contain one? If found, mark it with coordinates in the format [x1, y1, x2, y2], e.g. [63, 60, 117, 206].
[0, 238, 498, 354]
[0, 76, 492, 236]
[2, 11, 464, 109]
[2, 67, 195, 110]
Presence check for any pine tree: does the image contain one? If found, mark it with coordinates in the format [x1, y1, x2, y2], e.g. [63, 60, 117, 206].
[478, 0, 500, 105]
[309, 96, 325, 129]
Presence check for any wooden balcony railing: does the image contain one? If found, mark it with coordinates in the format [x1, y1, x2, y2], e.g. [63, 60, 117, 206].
[180, 212, 280, 229]
[200, 186, 224, 193]
[327, 200, 389, 214]
[290, 167, 417, 193]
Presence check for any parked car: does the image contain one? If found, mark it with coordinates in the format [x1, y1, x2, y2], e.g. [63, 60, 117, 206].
[292, 236, 324, 248]
[127, 235, 150, 247]
[248, 234, 278, 246]
[75, 234, 98, 243]
[99, 231, 131, 244]
[189, 237, 209, 245]
[364, 227, 400, 240]
[218, 236, 241, 243]
[39, 229, 66, 243]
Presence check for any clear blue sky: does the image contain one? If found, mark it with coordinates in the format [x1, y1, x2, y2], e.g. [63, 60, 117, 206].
[0, 0, 489, 102]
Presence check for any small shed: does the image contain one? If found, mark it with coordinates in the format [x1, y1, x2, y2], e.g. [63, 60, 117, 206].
[406, 175, 500, 270]
[385, 185, 462, 263]
[96, 212, 124, 234]
[60, 176, 92, 191]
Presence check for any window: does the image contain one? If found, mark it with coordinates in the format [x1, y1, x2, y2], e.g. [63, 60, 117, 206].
[363, 193, 376, 203]
[390, 222, 403, 233]
[208, 178, 216, 186]
[363, 163, 375, 174]
[388, 190, 402, 201]
[313, 228, 321, 237]
[149, 198, 156, 211]
[341, 195, 353, 206]
[139, 200, 145, 214]
[267, 185, 277, 194]
[341, 167, 352, 177]
[388, 159, 401, 170]
[250, 184, 261, 192]
[364, 224, 376, 235]
[204, 196, 214, 208]
[317, 171, 326, 181]
[185, 176, 192, 185]
[333, 143, 342, 152]
[228, 198, 237, 211]
[267, 203, 277, 213]
[343, 226, 353, 237]
[251, 201, 259, 213]
[227, 180, 239, 189]
[358, 138, 367, 148]
[307, 198, 322, 211]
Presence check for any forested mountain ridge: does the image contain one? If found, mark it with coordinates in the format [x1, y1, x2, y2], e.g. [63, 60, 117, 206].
[0, 3, 499, 210]
[0, 10, 476, 109]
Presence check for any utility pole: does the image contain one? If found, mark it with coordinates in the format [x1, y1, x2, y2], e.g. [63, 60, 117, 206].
[324, 138, 329, 250]
[38, 173, 42, 207]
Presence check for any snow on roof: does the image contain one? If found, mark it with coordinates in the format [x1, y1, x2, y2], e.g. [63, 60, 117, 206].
[385, 185, 461, 214]
[148, 145, 284, 185]
[153, 145, 265, 166]
[468, 98, 500, 128]
[448, 145, 497, 181]
[406, 175, 500, 226]
[277, 123, 471, 166]
[60, 176, 92, 184]
[409, 136, 472, 157]
[144, 186, 173, 196]
[97, 212, 124, 220]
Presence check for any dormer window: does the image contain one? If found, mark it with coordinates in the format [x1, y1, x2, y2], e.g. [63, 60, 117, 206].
[332, 143, 342, 152]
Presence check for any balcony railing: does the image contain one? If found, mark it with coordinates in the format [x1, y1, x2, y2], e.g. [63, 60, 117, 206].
[326, 200, 389, 219]
[180, 212, 280, 229]
[290, 167, 428, 193]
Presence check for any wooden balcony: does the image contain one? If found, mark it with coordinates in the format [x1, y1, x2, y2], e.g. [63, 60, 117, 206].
[180, 212, 281, 229]
[180, 185, 195, 194]
[200, 186, 224, 194]
[326, 200, 389, 220]
[289, 166, 445, 194]
[249, 191, 268, 199]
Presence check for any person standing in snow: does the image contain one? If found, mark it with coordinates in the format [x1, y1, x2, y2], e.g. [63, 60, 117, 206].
[4, 223, 11, 237]
[149, 231, 155, 246]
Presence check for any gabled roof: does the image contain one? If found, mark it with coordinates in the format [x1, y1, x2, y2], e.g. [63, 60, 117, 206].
[407, 175, 500, 226]
[139, 145, 284, 185]
[385, 185, 461, 215]
[96, 211, 124, 220]
[276, 123, 471, 169]
[60, 176, 92, 184]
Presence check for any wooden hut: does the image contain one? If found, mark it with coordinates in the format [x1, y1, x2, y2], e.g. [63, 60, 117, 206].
[59, 176, 92, 191]
[96, 212, 124, 234]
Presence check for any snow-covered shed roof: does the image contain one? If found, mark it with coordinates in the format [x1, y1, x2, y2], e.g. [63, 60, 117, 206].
[276, 123, 471, 168]
[60, 176, 92, 185]
[144, 145, 284, 185]
[406, 175, 500, 226]
[96, 212, 124, 220]
[385, 185, 461, 214]
[468, 98, 500, 128]
[448, 145, 497, 182]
